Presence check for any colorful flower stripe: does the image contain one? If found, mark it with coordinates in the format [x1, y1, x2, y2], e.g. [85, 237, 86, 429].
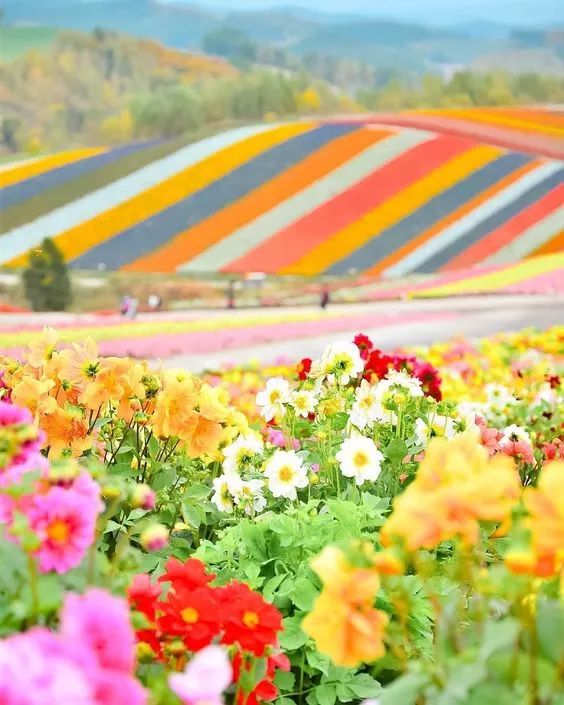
[353, 113, 564, 159]
[0, 310, 456, 360]
[365, 158, 540, 277]
[386, 161, 564, 276]
[0, 123, 283, 266]
[481, 204, 564, 265]
[412, 164, 564, 272]
[214, 129, 431, 275]
[444, 184, 564, 269]
[420, 108, 564, 138]
[329, 147, 520, 274]
[71, 123, 348, 270]
[532, 229, 564, 256]
[0, 307, 373, 350]
[0, 135, 197, 234]
[472, 107, 564, 130]
[0, 147, 106, 188]
[286, 137, 490, 275]
[128, 126, 387, 273]
[421, 253, 564, 296]
[0, 139, 160, 210]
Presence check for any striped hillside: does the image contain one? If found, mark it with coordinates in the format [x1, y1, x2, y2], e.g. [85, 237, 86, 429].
[1, 107, 562, 276]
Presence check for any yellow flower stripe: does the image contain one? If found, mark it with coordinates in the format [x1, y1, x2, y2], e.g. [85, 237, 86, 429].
[421, 109, 564, 138]
[0, 306, 350, 349]
[285, 144, 501, 275]
[0, 148, 106, 188]
[420, 253, 564, 297]
[6, 123, 313, 269]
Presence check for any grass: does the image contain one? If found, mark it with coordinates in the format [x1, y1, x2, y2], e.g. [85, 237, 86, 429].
[0, 26, 58, 63]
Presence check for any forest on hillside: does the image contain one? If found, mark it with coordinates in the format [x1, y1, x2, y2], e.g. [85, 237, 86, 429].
[1, 28, 564, 154]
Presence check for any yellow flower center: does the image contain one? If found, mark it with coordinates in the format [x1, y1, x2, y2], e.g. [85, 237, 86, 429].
[353, 451, 369, 468]
[278, 466, 294, 483]
[243, 610, 260, 629]
[46, 520, 71, 545]
[181, 607, 199, 624]
[269, 390, 281, 403]
[360, 397, 373, 409]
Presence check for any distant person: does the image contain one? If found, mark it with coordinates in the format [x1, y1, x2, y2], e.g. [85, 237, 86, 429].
[120, 295, 131, 317]
[320, 285, 330, 310]
[227, 279, 236, 309]
[148, 294, 161, 311]
[127, 297, 139, 319]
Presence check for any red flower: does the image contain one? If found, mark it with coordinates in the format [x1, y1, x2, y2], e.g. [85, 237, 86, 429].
[219, 582, 282, 656]
[353, 334, 374, 360]
[127, 574, 162, 656]
[158, 557, 215, 592]
[232, 650, 290, 705]
[364, 349, 395, 380]
[158, 586, 222, 651]
[297, 358, 312, 381]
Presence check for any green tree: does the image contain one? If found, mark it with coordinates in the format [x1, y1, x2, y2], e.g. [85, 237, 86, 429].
[22, 238, 72, 312]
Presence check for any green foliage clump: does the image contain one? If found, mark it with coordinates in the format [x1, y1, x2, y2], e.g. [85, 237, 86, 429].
[22, 237, 72, 312]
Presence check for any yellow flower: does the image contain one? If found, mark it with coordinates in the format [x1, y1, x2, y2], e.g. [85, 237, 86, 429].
[302, 547, 388, 668]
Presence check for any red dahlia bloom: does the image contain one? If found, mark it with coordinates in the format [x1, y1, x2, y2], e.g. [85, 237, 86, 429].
[353, 334, 374, 360]
[219, 582, 282, 656]
[297, 358, 312, 380]
[158, 557, 215, 592]
[158, 586, 222, 651]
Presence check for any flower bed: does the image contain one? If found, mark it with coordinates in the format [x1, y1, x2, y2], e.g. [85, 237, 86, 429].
[0, 325, 562, 704]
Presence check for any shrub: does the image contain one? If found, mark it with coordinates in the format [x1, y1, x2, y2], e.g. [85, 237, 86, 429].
[22, 237, 72, 311]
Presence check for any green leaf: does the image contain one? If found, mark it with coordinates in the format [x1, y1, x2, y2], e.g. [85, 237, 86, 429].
[465, 683, 519, 705]
[152, 467, 176, 491]
[383, 437, 409, 465]
[326, 499, 361, 535]
[380, 673, 430, 705]
[274, 669, 295, 692]
[537, 601, 564, 664]
[262, 573, 288, 601]
[332, 412, 349, 431]
[315, 684, 337, 705]
[181, 500, 205, 529]
[348, 673, 382, 698]
[335, 684, 355, 702]
[186, 483, 211, 501]
[291, 577, 318, 611]
[306, 649, 331, 676]
[279, 615, 309, 650]
[479, 619, 520, 661]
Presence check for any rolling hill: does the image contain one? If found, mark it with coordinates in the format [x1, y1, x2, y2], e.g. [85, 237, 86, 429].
[1, 107, 562, 276]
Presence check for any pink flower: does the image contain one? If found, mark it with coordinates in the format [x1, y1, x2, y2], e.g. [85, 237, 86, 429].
[26, 476, 103, 573]
[131, 484, 156, 510]
[0, 628, 96, 705]
[140, 523, 168, 551]
[267, 428, 300, 450]
[61, 589, 136, 673]
[479, 426, 504, 455]
[169, 645, 232, 705]
[0, 401, 47, 488]
[500, 439, 535, 465]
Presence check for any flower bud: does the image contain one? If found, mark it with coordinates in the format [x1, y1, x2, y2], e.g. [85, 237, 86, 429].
[140, 524, 168, 551]
[131, 483, 156, 510]
[102, 484, 122, 500]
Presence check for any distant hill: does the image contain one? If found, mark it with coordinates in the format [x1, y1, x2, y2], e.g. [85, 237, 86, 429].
[0, 25, 59, 62]
[3, 0, 563, 75]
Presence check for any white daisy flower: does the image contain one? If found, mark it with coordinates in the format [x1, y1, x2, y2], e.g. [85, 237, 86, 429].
[485, 384, 516, 409]
[223, 433, 263, 474]
[289, 389, 318, 418]
[500, 424, 531, 447]
[232, 478, 267, 515]
[336, 435, 384, 486]
[415, 414, 458, 446]
[379, 369, 424, 399]
[256, 377, 291, 422]
[534, 383, 556, 407]
[350, 379, 386, 430]
[313, 341, 364, 386]
[455, 403, 482, 434]
[211, 475, 236, 513]
[264, 450, 309, 499]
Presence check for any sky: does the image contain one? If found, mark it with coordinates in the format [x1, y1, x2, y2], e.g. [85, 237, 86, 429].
[161, 0, 563, 26]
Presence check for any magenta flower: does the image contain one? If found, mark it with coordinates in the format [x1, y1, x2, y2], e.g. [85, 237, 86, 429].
[26, 475, 103, 574]
[61, 589, 136, 673]
[0, 628, 96, 705]
[169, 645, 232, 705]
[0, 400, 47, 488]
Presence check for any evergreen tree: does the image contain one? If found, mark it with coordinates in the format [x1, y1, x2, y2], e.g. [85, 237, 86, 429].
[22, 238, 72, 312]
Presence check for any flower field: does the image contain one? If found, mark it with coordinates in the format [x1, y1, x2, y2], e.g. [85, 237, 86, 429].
[1, 107, 562, 275]
[0, 323, 563, 704]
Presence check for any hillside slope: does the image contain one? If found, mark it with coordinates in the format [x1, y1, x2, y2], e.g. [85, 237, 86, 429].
[1, 107, 562, 276]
